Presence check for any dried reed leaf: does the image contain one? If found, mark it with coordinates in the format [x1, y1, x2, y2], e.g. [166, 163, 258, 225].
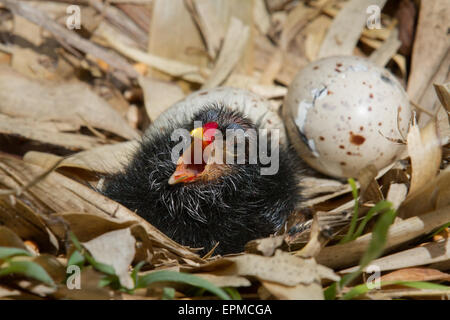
[360, 36, 407, 76]
[399, 167, 450, 219]
[253, 0, 271, 35]
[318, 0, 387, 58]
[0, 114, 103, 150]
[0, 155, 203, 262]
[386, 183, 407, 210]
[380, 267, 450, 283]
[434, 82, 450, 112]
[0, 226, 27, 249]
[407, 119, 442, 199]
[367, 288, 450, 299]
[436, 106, 450, 146]
[0, 197, 58, 252]
[341, 239, 450, 273]
[279, 2, 320, 50]
[194, 273, 251, 288]
[358, 165, 383, 204]
[369, 28, 401, 67]
[0, 66, 138, 140]
[407, 0, 450, 119]
[24, 141, 138, 174]
[148, 0, 208, 67]
[202, 17, 250, 89]
[138, 76, 185, 122]
[185, 0, 223, 59]
[304, 15, 332, 62]
[261, 280, 324, 300]
[100, 25, 209, 84]
[225, 250, 339, 286]
[245, 235, 284, 256]
[316, 205, 450, 269]
[48, 212, 136, 243]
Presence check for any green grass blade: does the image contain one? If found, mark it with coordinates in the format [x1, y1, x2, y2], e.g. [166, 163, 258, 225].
[337, 207, 397, 293]
[68, 231, 116, 276]
[67, 250, 85, 267]
[359, 208, 396, 268]
[343, 281, 450, 300]
[136, 270, 231, 300]
[324, 282, 337, 300]
[339, 178, 359, 244]
[352, 201, 393, 241]
[131, 261, 146, 287]
[0, 247, 32, 260]
[162, 287, 176, 300]
[0, 260, 54, 286]
[429, 222, 450, 238]
[224, 287, 242, 300]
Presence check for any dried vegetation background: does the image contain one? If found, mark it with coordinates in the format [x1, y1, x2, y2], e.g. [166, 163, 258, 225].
[0, 0, 449, 300]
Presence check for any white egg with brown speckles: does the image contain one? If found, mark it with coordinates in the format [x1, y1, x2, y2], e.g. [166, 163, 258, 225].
[283, 55, 411, 178]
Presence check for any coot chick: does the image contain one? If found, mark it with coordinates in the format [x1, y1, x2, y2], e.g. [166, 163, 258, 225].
[102, 88, 306, 255]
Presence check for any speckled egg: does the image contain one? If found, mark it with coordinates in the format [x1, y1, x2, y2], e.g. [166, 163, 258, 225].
[283, 55, 412, 178]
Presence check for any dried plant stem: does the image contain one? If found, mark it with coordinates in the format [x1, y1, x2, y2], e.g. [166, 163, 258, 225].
[316, 205, 450, 269]
[0, 0, 139, 79]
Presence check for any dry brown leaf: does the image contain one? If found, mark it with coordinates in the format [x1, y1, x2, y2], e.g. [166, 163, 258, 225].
[407, 0, 450, 122]
[434, 83, 450, 112]
[380, 267, 450, 283]
[358, 165, 383, 204]
[0, 66, 138, 140]
[406, 119, 442, 201]
[24, 141, 138, 174]
[48, 212, 137, 243]
[316, 205, 450, 269]
[245, 235, 284, 256]
[225, 250, 339, 286]
[369, 28, 401, 67]
[304, 15, 332, 62]
[0, 197, 58, 253]
[279, 2, 320, 50]
[0, 155, 203, 263]
[148, 0, 208, 68]
[0, 114, 104, 150]
[386, 183, 408, 210]
[194, 273, 251, 288]
[341, 239, 450, 274]
[360, 36, 407, 76]
[138, 76, 185, 122]
[0, 285, 22, 299]
[11, 47, 56, 80]
[185, 0, 224, 59]
[253, 0, 271, 35]
[399, 167, 450, 218]
[367, 288, 450, 299]
[83, 228, 136, 289]
[100, 25, 208, 84]
[0, 226, 27, 250]
[261, 280, 324, 300]
[202, 17, 250, 89]
[318, 0, 387, 58]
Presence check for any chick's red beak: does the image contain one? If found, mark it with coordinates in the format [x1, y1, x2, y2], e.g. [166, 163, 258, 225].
[168, 122, 218, 185]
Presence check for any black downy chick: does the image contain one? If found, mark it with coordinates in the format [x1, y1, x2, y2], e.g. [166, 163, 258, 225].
[102, 88, 306, 255]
